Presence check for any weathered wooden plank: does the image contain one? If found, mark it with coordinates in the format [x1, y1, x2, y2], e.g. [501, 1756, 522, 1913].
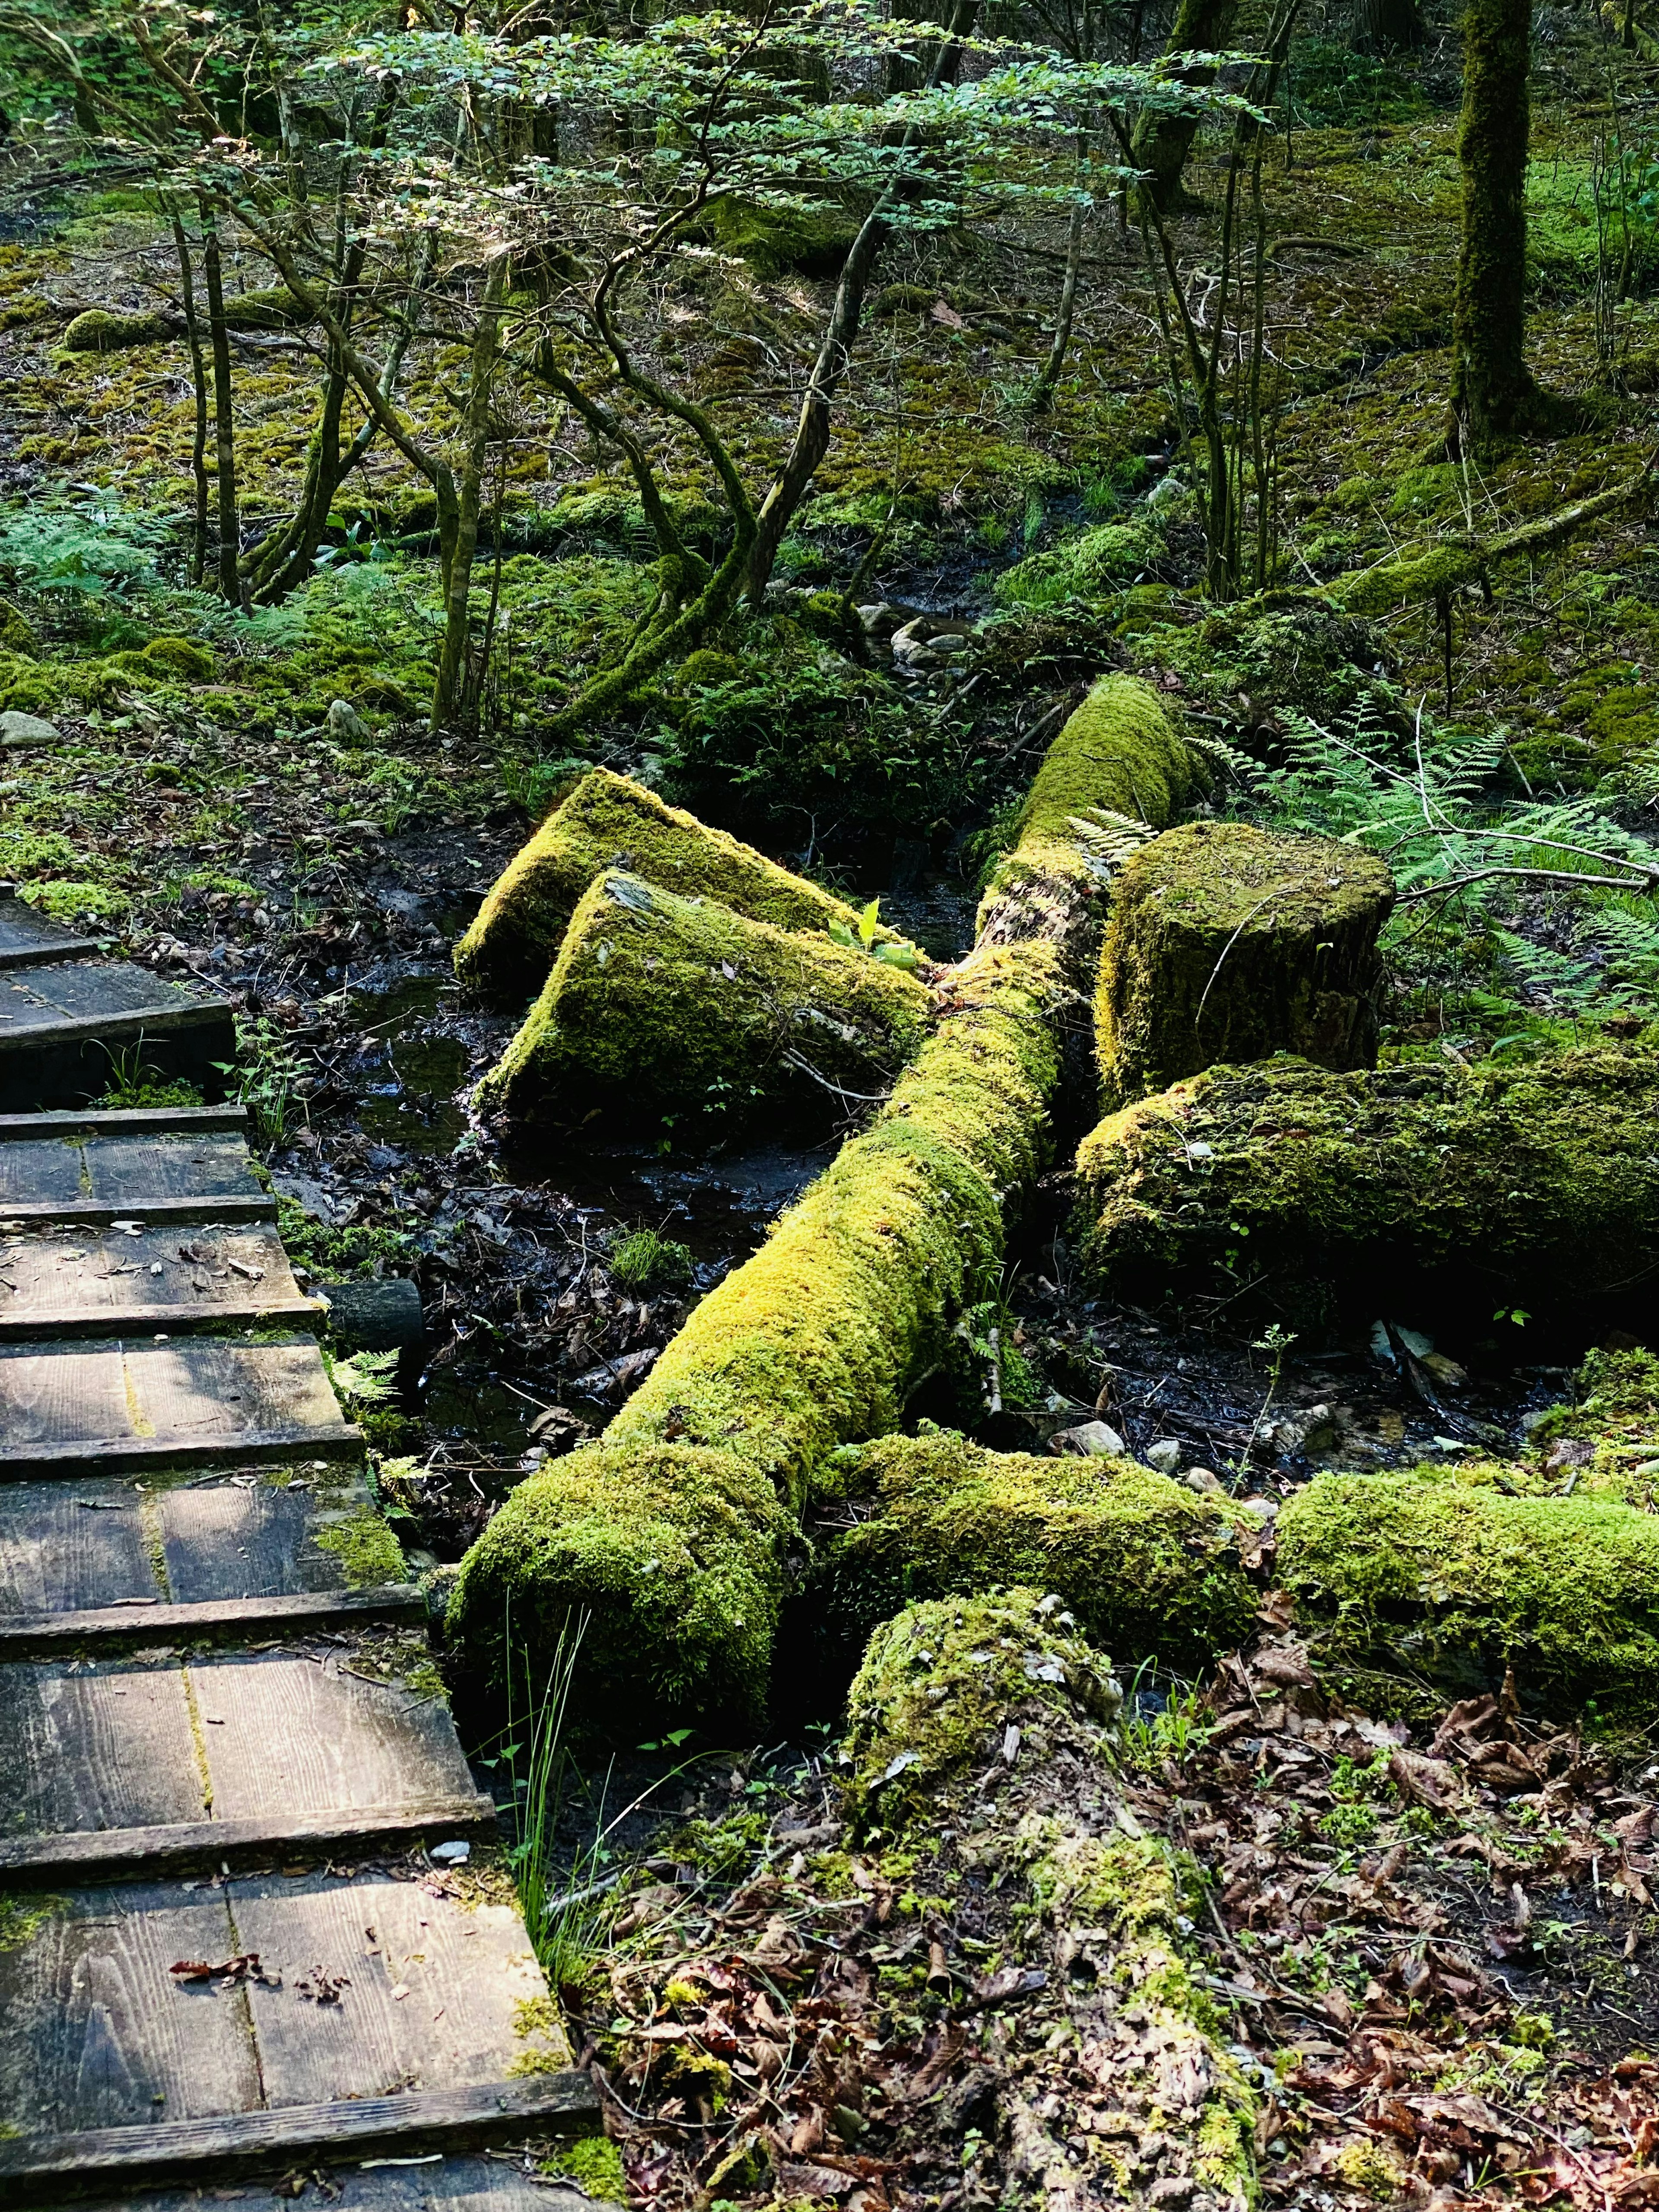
[0, 1106, 248, 1137]
[0, 1794, 498, 1886]
[232, 1869, 566, 2110]
[0, 893, 99, 971]
[0, 1881, 262, 2144]
[0, 962, 233, 1114]
[0, 1124, 273, 1228]
[0, 1656, 206, 1840]
[156, 1464, 389, 1602]
[76, 2152, 596, 2211]
[0, 2074, 598, 2204]
[0, 1585, 423, 1655]
[0, 1339, 359, 1479]
[0, 1224, 318, 1339]
[192, 1641, 475, 1824]
[0, 1481, 162, 1617]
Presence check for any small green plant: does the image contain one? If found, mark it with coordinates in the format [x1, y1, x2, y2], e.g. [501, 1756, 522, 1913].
[1329, 1747, 1395, 1802]
[607, 1227, 695, 1292]
[94, 1043, 203, 1110]
[957, 1270, 1040, 1414]
[828, 897, 922, 970]
[1123, 1662, 1211, 1772]
[321, 1344, 400, 1411]
[216, 1014, 310, 1149]
[1318, 1801, 1379, 1848]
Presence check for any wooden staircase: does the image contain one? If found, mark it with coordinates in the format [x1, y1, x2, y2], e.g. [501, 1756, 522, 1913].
[0, 899, 599, 2209]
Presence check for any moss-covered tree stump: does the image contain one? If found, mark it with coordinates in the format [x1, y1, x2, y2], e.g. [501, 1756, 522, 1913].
[1075, 1046, 1659, 1313]
[477, 870, 932, 1124]
[454, 767, 876, 1008]
[1096, 820, 1395, 1103]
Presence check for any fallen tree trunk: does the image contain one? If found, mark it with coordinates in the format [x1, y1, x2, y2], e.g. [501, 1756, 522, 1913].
[449, 676, 1196, 1727]
[1074, 1046, 1659, 1317]
[477, 870, 932, 1126]
[453, 767, 877, 1009]
[1095, 820, 1395, 1104]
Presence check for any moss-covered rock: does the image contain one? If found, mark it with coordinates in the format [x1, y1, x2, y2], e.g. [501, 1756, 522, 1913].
[1096, 820, 1395, 1103]
[219, 286, 310, 330]
[1278, 1467, 1659, 1710]
[448, 1441, 789, 1730]
[477, 869, 931, 1125]
[705, 194, 859, 276]
[992, 518, 1166, 609]
[1076, 1046, 1659, 1313]
[0, 601, 36, 656]
[808, 1426, 1257, 1680]
[61, 308, 175, 352]
[453, 767, 873, 1008]
[104, 636, 215, 685]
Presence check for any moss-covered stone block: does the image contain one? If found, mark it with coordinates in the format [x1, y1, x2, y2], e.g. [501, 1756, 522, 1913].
[1075, 1046, 1659, 1312]
[706, 194, 859, 277]
[454, 767, 872, 1008]
[1096, 820, 1395, 1103]
[1278, 1467, 1659, 1710]
[447, 1442, 791, 1731]
[61, 308, 175, 352]
[477, 869, 931, 1125]
[808, 1427, 1257, 1680]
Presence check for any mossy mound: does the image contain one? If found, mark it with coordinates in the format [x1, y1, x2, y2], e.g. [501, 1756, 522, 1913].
[219, 286, 310, 330]
[447, 1442, 791, 1731]
[1096, 820, 1395, 1103]
[1184, 600, 1395, 724]
[993, 518, 1166, 609]
[0, 601, 36, 656]
[1278, 1468, 1659, 1711]
[1519, 1346, 1659, 1505]
[1075, 1046, 1659, 1314]
[477, 869, 931, 1125]
[61, 308, 175, 352]
[454, 767, 873, 1008]
[105, 636, 214, 685]
[841, 1588, 1124, 1833]
[809, 1427, 1258, 1681]
[705, 194, 859, 276]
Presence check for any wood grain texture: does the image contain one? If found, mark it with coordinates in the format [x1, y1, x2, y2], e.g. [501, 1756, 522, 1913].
[0, 1880, 261, 2139]
[0, 2074, 598, 2204]
[0, 1481, 162, 1615]
[0, 1224, 317, 1338]
[79, 2152, 596, 2211]
[230, 1869, 563, 2108]
[0, 1106, 249, 1136]
[0, 1657, 205, 1838]
[0, 1585, 423, 1654]
[158, 1468, 381, 1600]
[193, 1646, 475, 1821]
[0, 1795, 498, 1885]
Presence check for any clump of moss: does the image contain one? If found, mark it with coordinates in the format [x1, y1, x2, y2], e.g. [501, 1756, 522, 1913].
[0, 600, 35, 655]
[1278, 1468, 1659, 1712]
[61, 307, 174, 352]
[1514, 1347, 1659, 1504]
[454, 767, 875, 1008]
[314, 1506, 407, 1589]
[1179, 599, 1395, 724]
[608, 1227, 696, 1292]
[219, 286, 310, 330]
[810, 1426, 1256, 1678]
[448, 1443, 791, 1730]
[137, 636, 213, 679]
[993, 518, 1166, 609]
[1096, 820, 1395, 1103]
[477, 870, 931, 1125]
[840, 1589, 1124, 1833]
[540, 2137, 627, 2203]
[1076, 1046, 1659, 1312]
[705, 193, 858, 276]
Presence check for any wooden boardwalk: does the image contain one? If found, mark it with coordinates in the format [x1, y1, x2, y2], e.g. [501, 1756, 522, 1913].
[0, 900, 598, 2207]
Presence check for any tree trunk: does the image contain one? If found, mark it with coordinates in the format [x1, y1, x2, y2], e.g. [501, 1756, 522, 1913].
[1028, 198, 1085, 415]
[431, 259, 507, 732]
[1447, 0, 1535, 448]
[168, 212, 210, 590]
[198, 202, 242, 607]
[1129, 0, 1241, 213]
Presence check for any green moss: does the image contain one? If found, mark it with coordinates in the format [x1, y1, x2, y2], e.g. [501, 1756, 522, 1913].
[840, 1589, 1124, 1833]
[608, 1227, 694, 1291]
[477, 869, 931, 1125]
[676, 648, 744, 689]
[1278, 1468, 1659, 1711]
[454, 767, 874, 1008]
[61, 308, 174, 352]
[1076, 1046, 1659, 1311]
[0, 600, 35, 655]
[705, 194, 858, 276]
[1096, 820, 1395, 1102]
[314, 1507, 407, 1590]
[540, 2137, 627, 2202]
[275, 1194, 421, 1282]
[137, 636, 213, 680]
[810, 1427, 1257, 1676]
[992, 518, 1166, 609]
[448, 1443, 791, 1731]
[219, 286, 310, 330]
[0, 1892, 64, 1951]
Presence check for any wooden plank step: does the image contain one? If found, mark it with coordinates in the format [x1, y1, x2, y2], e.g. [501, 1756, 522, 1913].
[0, 960, 233, 1114]
[0, 1793, 498, 1885]
[0, 1338, 361, 1480]
[0, 1464, 398, 1616]
[0, 2078, 598, 2207]
[0, 1584, 425, 1654]
[0, 1222, 318, 1339]
[68, 2152, 597, 2211]
[0, 1107, 273, 1228]
[0, 1633, 481, 1854]
[0, 1870, 585, 2194]
[0, 890, 99, 972]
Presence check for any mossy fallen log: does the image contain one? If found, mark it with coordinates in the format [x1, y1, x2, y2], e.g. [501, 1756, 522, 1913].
[450, 677, 1196, 1726]
[805, 1426, 1258, 1683]
[842, 1591, 1257, 2207]
[1277, 1465, 1659, 1713]
[476, 870, 932, 1125]
[1075, 1046, 1659, 1314]
[454, 767, 873, 1008]
[1096, 820, 1395, 1104]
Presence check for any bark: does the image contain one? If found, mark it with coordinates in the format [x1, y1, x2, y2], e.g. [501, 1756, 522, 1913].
[168, 210, 210, 590]
[1027, 198, 1085, 415]
[1447, 0, 1535, 447]
[1129, 0, 1241, 213]
[198, 202, 242, 607]
[432, 257, 508, 731]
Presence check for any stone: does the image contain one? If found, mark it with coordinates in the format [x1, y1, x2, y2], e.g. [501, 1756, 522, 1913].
[1052, 1419, 1127, 1458]
[0, 710, 62, 746]
[327, 697, 370, 742]
[1185, 1466, 1224, 1493]
[1145, 1437, 1184, 1475]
